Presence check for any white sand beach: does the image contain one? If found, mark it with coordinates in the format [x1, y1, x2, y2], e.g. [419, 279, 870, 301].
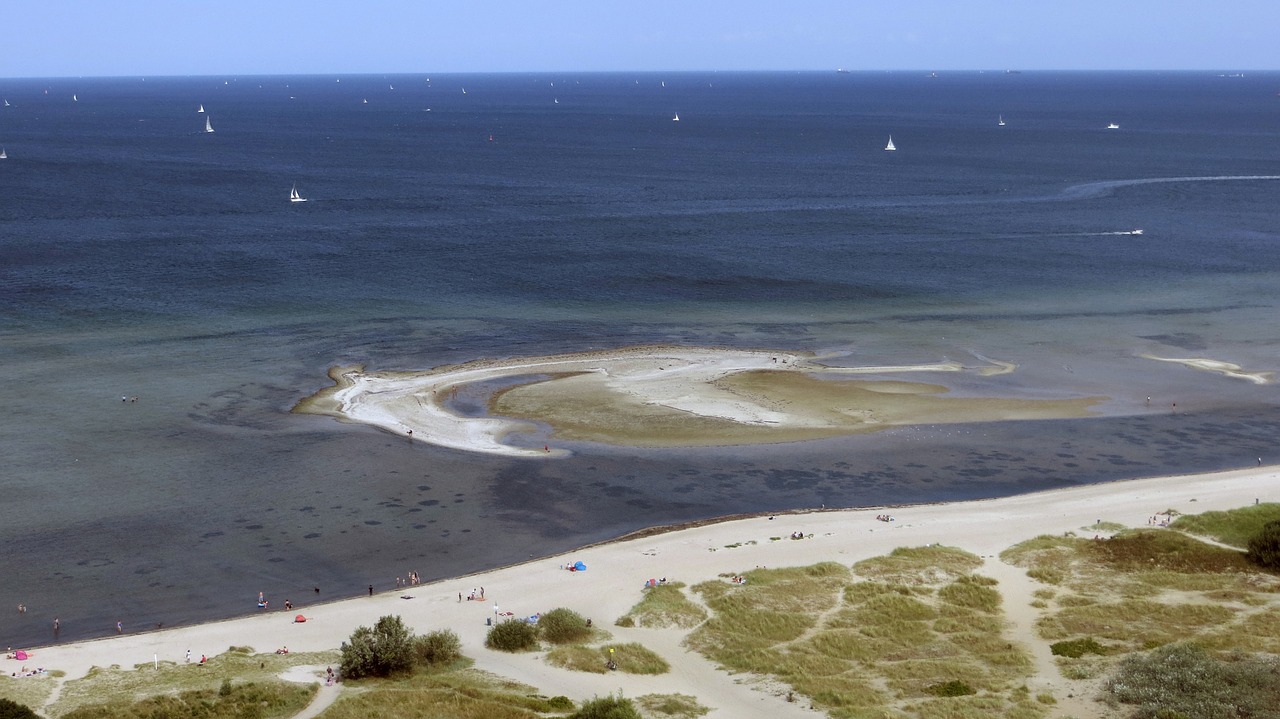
[10, 465, 1275, 718]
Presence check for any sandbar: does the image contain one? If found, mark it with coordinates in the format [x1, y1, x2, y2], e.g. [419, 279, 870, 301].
[1141, 354, 1274, 385]
[295, 345, 1102, 456]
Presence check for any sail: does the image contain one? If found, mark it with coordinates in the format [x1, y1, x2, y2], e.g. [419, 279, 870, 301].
[885, 135, 896, 151]
[205, 116, 214, 133]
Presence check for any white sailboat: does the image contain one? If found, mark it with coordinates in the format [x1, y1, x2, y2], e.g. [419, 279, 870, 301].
[0, 148, 7, 159]
[998, 115, 1006, 126]
[1107, 122, 1120, 129]
[3, 99, 9, 107]
[290, 184, 307, 203]
[672, 112, 680, 122]
[197, 104, 205, 113]
[205, 115, 214, 133]
[72, 94, 78, 102]
[884, 135, 896, 151]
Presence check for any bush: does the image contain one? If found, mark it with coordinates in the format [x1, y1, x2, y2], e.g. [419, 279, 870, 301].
[340, 615, 415, 679]
[924, 680, 976, 697]
[485, 618, 540, 652]
[539, 607, 593, 644]
[413, 629, 462, 666]
[0, 699, 39, 719]
[1247, 520, 1280, 570]
[569, 694, 642, 719]
[1050, 637, 1107, 658]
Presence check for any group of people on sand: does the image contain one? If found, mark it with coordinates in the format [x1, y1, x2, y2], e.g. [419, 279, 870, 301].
[397, 572, 421, 587]
[789, 531, 808, 539]
[875, 514, 895, 523]
[461, 587, 485, 601]
[730, 575, 748, 585]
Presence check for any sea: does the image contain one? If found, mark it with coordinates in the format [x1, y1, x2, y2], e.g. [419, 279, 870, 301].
[3, 71, 1280, 649]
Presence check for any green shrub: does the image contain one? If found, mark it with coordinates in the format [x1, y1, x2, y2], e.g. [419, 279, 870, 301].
[486, 618, 540, 652]
[0, 699, 39, 719]
[340, 615, 415, 679]
[413, 629, 462, 666]
[569, 694, 642, 719]
[1049, 637, 1107, 658]
[547, 696, 575, 711]
[1247, 520, 1280, 571]
[539, 607, 593, 644]
[924, 680, 976, 697]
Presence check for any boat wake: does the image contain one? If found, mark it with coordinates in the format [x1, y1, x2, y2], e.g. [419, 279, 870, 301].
[1059, 175, 1280, 200]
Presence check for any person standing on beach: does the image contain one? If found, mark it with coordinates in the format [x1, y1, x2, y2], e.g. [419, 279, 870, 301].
[368, 584, 373, 596]
[186, 649, 191, 663]
[53, 618, 59, 633]
[116, 621, 122, 634]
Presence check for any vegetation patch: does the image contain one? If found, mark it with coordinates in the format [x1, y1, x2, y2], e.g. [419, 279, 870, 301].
[852, 545, 983, 585]
[59, 679, 314, 719]
[569, 694, 641, 719]
[538, 608, 593, 645]
[341, 615, 460, 680]
[1084, 529, 1253, 574]
[687, 550, 1041, 718]
[47, 648, 337, 718]
[1103, 643, 1280, 718]
[615, 582, 708, 629]
[546, 643, 669, 675]
[1171, 502, 1280, 548]
[1049, 637, 1107, 658]
[634, 693, 709, 718]
[486, 618, 541, 653]
[319, 663, 572, 719]
[0, 699, 38, 719]
[923, 679, 976, 697]
[0, 675, 55, 715]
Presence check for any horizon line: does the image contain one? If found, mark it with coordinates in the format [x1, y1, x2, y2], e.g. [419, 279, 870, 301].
[2, 68, 1276, 82]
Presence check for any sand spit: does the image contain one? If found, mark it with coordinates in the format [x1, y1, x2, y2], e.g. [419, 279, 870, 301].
[295, 346, 1099, 456]
[1141, 354, 1275, 385]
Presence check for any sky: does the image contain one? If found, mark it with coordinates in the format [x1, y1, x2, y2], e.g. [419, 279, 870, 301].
[2, 1, 1276, 78]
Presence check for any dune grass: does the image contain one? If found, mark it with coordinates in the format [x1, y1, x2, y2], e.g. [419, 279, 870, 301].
[544, 643, 669, 675]
[1007, 519, 1280, 687]
[1169, 502, 1280, 548]
[686, 550, 1042, 719]
[47, 647, 337, 718]
[634, 693, 710, 718]
[59, 679, 315, 719]
[318, 662, 573, 719]
[0, 674, 56, 715]
[615, 582, 708, 629]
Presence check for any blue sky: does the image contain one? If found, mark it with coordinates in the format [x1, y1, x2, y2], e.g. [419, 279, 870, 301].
[3, 1, 1276, 77]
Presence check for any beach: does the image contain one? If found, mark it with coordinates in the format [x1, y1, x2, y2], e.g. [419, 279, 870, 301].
[8, 464, 1274, 717]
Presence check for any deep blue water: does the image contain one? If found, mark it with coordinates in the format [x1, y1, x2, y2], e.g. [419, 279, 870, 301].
[3, 71, 1280, 649]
